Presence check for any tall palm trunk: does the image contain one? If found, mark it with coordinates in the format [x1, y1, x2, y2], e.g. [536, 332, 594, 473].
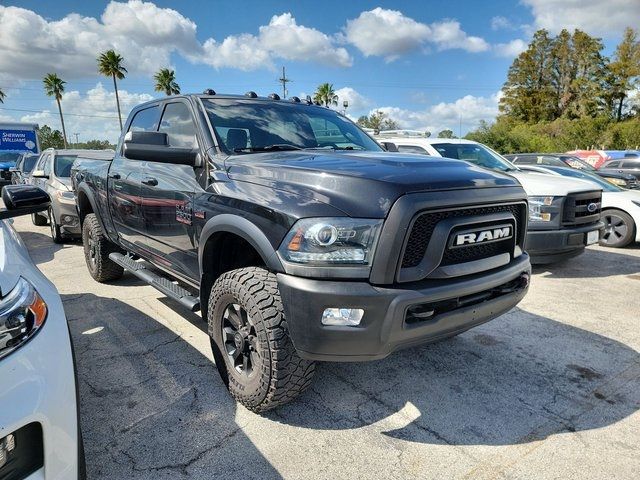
[113, 73, 123, 131]
[56, 97, 68, 148]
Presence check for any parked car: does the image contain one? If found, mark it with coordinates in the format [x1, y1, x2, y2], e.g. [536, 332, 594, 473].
[10, 152, 39, 185]
[0, 185, 83, 479]
[31, 149, 113, 243]
[73, 92, 532, 412]
[504, 153, 639, 189]
[598, 158, 640, 181]
[0, 122, 40, 187]
[376, 134, 603, 264]
[515, 164, 640, 248]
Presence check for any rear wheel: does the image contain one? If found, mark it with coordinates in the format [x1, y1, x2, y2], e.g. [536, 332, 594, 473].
[48, 208, 64, 244]
[599, 209, 635, 248]
[208, 267, 315, 412]
[82, 213, 124, 282]
[31, 212, 48, 226]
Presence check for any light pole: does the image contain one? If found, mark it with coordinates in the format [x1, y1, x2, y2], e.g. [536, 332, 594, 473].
[73, 133, 79, 148]
[343, 100, 349, 116]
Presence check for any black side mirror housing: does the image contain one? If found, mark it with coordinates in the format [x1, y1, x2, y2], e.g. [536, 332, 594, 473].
[0, 185, 50, 220]
[123, 131, 199, 166]
[380, 142, 398, 152]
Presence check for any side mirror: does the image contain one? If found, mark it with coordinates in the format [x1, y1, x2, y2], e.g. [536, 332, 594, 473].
[0, 185, 50, 220]
[31, 170, 48, 179]
[123, 131, 198, 166]
[380, 142, 398, 152]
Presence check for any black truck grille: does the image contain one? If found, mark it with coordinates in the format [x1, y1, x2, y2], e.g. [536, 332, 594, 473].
[401, 204, 524, 268]
[562, 191, 601, 226]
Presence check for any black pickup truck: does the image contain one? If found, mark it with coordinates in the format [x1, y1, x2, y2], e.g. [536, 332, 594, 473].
[72, 92, 531, 412]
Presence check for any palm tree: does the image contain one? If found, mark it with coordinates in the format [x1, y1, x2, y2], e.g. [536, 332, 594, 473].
[313, 83, 338, 107]
[153, 68, 180, 96]
[0, 87, 5, 104]
[97, 49, 127, 131]
[43, 73, 68, 148]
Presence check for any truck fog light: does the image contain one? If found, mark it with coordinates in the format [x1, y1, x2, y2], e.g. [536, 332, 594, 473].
[63, 215, 73, 223]
[321, 308, 364, 326]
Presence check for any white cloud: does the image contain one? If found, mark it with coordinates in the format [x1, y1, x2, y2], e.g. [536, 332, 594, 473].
[374, 92, 501, 135]
[332, 87, 370, 114]
[0, 2, 350, 81]
[523, 0, 640, 36]
[494, 39, 528, 57]
[343, 8, 489, 61]
[491, 16, 514, 31]
[16, 83, 153, 143]
[202, 13, 351, 70]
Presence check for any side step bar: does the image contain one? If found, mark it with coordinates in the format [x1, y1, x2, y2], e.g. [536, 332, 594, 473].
[109, 253, 200, 312]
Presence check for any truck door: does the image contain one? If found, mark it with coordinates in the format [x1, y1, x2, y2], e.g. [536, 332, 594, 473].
[139, 101, 202, 280]
[109, 105, 160, 250]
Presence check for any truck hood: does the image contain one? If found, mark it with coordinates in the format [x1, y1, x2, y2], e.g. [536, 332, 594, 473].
[0, 220, 31, 296]
[225, 151, 521, 217]
[510, 171, 601, 196]
[0, 161, 16, 170]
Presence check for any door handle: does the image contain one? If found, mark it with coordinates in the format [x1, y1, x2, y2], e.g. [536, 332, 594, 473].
[142, 177, 158, 186]
[108, 172, 121, 180]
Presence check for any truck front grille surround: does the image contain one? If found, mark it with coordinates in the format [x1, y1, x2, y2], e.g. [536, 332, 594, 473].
[562, 191, 602, 226]
[401, 204, 524, 269]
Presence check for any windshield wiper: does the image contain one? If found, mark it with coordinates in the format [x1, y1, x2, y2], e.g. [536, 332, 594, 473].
[233, 144, 302, 153]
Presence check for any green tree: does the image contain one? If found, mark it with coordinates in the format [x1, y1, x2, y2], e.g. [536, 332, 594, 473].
[313, 83, 338, 107]
[153, 68, 180, 96]
[608, 28, 640, 121]
[356, 110, 400, 131]
[98, 49, 127, 131]
[569, 30, 607, 118]
[437, 129, 455, 138]
[81, 139, 116, 150]
[42, 73, 68, 148]
[0, 87, 5, 103]
[37, 125, 65, 150]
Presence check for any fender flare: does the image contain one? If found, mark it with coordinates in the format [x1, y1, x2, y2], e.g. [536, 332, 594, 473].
[75, 184, 106, 233]
[198, 214, 284, 274]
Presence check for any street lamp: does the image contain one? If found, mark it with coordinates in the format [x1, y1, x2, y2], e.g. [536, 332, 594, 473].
[343, 100, 349, 115]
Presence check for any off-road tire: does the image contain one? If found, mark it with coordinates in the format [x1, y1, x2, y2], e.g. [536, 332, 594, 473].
[208, 267, 315, 412]
[31, 212, 48, 226]
[82, 213, 124, 282]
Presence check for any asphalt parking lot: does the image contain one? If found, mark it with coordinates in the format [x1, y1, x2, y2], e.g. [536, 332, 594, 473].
[13, 214, 640, 480]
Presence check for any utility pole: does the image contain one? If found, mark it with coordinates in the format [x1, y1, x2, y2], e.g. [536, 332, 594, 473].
[73, 132, 79, 147]
[278, 66, 291, 99]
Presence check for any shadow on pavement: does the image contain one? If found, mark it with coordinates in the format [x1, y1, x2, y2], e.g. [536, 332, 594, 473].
[533, 246, 640, 278]
[63, 293, 282, 480]
[271, 307, 640, 447]
[15, 230, 65, 264]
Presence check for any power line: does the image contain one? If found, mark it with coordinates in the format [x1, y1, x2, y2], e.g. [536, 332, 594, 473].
[0, 106, 119, 119]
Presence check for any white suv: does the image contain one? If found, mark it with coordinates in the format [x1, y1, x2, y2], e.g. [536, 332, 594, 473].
[376, 134, 604, 264]
[0, 185, 82, 479]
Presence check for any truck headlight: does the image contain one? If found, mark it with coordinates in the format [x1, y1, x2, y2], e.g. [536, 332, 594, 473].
[0, 278, 47, 360]
[279, 218, 382, 265]
[528, 196, 554, 222]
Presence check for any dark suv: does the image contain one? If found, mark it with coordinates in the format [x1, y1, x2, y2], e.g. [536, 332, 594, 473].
[73, 92, 531, 412]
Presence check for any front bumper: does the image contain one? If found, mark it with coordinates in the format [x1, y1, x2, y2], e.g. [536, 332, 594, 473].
[526, 222, 604, 264]
[0, 282, 79, 479]
[53, 201, 81, 236]
[278, 254, 531, 362]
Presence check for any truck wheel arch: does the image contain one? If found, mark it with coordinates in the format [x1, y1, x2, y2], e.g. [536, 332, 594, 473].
[76, 185, 104, 231]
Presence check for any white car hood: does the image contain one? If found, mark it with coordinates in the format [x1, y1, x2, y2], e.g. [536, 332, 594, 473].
[602, 189, 640, 207]
[0, 220, 31, 296]
[510, 171, 601, 196]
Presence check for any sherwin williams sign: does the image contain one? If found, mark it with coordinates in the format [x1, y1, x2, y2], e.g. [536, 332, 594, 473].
[0, 130, 38, 152]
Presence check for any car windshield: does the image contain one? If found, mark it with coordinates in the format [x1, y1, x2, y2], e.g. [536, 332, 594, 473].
[548, 167, 621, 192]
[0, 152, 22, 163]
[431, 142, 518, 172]
[203, 99, 382, 155]
[23, 154, 38, 172]
[560, 156, 596, 171]
[54, 155, 77, 177]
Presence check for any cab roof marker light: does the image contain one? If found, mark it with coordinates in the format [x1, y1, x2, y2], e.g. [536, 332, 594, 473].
[268, 93, 281, 100]
[290, 96, 301, 103]
[203, 89, 216, 95]
[245, 91, 258, 98]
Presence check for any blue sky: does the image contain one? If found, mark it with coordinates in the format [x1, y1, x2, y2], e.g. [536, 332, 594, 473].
[0, 1, 638, 142]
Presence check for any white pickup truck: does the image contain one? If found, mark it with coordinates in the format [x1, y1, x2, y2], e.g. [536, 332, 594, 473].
[376, 135, 604, 264]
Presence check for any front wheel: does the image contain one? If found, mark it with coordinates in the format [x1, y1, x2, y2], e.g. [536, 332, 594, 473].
[599, 209, 635, 248]
[49, 208, 64, 244]
[82, 213, 124, 282]
[208, 267, 315, 412]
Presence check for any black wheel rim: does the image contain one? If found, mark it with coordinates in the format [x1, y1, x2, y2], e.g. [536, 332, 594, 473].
[221, 303, 259, 377]
[602, 213, 628, 245]
[87, 229, 97, 268]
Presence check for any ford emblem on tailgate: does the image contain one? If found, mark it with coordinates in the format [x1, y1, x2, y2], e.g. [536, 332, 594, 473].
[453, 225, 513, 246]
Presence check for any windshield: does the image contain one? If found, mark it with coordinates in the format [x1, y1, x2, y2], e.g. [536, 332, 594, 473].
[0, 152, 22, 164]
[23, 154, 38, 172]
[203, 99, 382, 154]
[548, 167, 621, 192]
[560, 156, 595, 171]
[54, 155, 77, 177]
[431, 142, 517, 172]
